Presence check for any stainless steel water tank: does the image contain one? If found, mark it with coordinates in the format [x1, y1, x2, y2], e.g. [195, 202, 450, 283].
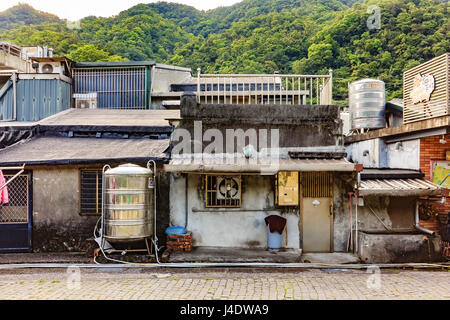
[103, 164, 154, 242]
[349, 79, 386, 130]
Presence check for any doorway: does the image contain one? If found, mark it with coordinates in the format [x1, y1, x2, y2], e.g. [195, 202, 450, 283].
[301, 172, 334, 253]
[0, 171, 32, 253]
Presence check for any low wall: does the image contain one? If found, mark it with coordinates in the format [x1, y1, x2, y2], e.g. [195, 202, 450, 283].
[32, 164, 170, 253]
[169, 174, 300, 250]
[358, 232, 443, 263]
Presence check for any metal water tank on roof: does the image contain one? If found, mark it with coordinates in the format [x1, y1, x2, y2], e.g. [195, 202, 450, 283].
[103, 164, 154, 242]
[349, 79, 386, 130]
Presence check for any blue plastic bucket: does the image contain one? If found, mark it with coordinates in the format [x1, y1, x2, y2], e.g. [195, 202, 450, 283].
[165, 226, 187, 235]
[267, 229, 283, 251]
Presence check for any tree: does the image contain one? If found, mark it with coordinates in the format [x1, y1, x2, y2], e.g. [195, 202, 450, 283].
[67, 45, 126, 62]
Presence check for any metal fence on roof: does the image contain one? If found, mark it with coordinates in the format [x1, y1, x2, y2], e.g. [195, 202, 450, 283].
[0, 76, 71, 122]
[73, 67, 148, 109]
[196, 70, 333, 105]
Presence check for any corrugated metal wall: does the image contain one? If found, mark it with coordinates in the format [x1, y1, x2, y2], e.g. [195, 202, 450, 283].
[73, 67, 149, 109]
[0, 77, 71, 122]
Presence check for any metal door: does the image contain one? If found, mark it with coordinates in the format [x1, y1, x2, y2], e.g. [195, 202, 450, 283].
[0, 172, 32, 252]
[301, 172, 333, 253]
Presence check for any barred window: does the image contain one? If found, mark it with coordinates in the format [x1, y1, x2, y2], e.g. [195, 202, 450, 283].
[205, 175, 242, 208]
[79, 170, 102, 215]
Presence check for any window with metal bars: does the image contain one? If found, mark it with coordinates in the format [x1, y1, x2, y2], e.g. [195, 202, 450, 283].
[0, 174, 29, 224]
[79, 170, 102, 215]
[205, 175, 242, 208]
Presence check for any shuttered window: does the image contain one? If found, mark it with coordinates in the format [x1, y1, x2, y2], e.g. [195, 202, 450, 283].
[79, 170, 102, 215]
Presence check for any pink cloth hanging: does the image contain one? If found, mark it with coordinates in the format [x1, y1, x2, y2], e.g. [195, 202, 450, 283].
[0, 170, 9, 205]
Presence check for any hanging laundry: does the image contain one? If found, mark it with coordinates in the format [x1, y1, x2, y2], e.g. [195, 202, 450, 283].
[0, 170, 9, 205]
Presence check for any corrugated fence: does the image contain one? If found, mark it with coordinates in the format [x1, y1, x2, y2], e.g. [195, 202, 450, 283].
[0, 76, 71, 122]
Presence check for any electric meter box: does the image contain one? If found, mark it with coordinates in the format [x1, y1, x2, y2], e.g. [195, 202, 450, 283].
[276, 171, 299, 206]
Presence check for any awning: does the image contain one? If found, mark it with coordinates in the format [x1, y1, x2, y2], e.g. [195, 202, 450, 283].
[358, 178, 444, 197]
[164, 157, 357, 174]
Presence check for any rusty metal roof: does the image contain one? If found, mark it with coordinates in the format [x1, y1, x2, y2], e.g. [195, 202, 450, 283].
[358, 178, 443, 197]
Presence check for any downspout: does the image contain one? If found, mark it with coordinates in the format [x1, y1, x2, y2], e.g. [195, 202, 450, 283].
[414, 200, 437, 236]
[185, 173, 189, 230]
[12, 72, 17, 121]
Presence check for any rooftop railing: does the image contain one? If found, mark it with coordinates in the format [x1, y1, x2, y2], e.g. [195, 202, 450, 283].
[196, 69, 333, 105]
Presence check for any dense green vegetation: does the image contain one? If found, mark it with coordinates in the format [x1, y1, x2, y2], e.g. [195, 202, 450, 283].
[0, 3, 60, 32]
[0, 0, 448, 101]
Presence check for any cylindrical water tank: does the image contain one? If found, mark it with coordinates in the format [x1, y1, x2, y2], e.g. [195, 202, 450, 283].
[103, 164, 154, 242]
[349, 79, 386, 130]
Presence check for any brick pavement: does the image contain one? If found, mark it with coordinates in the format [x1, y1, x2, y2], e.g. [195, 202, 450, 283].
[0, 268, 448, 300]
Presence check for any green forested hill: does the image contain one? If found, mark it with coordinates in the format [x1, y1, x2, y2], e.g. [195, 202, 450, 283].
[0, 0, 448, 100]
[0, 3, 61, 32]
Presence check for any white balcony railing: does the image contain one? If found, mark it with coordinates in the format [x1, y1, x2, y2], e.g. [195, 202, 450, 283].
[196, 69, 333, 105]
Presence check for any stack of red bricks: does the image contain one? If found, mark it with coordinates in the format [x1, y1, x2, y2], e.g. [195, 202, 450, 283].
[166, 232, 193, 252]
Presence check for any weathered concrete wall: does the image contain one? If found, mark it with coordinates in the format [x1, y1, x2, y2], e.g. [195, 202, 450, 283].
[346, 138, 420, 170]
[358, 232, 443, 263]
[32, 168, 97, 252]
[32, 164, 171, 252]
[152, 64, 192, 93]
[333, 173, 356, 252]
[176, 95, 343, 151]
[169, 173, 300, 250]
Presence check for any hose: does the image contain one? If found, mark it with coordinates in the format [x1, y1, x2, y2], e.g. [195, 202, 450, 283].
[91, 164, 450, 269]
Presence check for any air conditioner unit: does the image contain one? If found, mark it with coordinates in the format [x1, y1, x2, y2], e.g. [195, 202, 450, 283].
[73, 93, 98, 109]
[216, 177, 241, 200]
[39, 62, 64, 75]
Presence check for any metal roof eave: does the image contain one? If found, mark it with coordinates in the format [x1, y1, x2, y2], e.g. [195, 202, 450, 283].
[73, 61, 156, 69]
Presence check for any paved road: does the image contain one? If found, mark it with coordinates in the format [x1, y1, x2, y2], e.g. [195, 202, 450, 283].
[0, 268, 448, 300]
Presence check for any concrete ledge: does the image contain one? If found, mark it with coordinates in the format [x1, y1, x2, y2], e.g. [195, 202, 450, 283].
[168, 247, 303, 263]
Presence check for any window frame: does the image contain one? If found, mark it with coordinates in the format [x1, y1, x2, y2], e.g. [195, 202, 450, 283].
[78, 168, 103, 217]
[204, 174, 242, 209]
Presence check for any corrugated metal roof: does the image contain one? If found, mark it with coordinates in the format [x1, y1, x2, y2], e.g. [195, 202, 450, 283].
[358, 178, 443, 197]
[165, 157, 356, 174]
[0, 137, 170, 166]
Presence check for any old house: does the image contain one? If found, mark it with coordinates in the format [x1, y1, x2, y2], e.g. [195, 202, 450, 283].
[164, 85, 362, 259]
[0, 108, 179, 252]
[345, 53, 450, 262]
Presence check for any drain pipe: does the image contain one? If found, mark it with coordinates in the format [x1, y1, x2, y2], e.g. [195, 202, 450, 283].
[414, 200, 436, 236]
[185, 173, 189, 230]
[12, 72, 17, 121]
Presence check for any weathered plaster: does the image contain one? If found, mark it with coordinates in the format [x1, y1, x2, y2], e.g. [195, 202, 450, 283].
[346, 138, 420, 170]
[169, 174, 300, 250]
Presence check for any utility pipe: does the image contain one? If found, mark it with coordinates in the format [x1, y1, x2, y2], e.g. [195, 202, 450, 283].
[0, 164, 25, 192]
[348, 193, 353, 252]
[355, 193, 359, 254]
[414, 200, 436, 236]
[12, 72, 17, 121]
[185, 173, 189, 230]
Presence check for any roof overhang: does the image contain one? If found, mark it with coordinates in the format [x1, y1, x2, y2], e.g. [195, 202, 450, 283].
[358, 178, 444, 197]
[165, 157, 357, 174]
